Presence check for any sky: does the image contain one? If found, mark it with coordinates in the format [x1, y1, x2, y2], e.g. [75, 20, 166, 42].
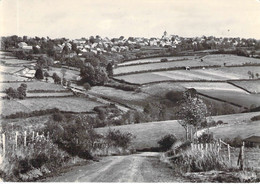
[1, 0, 260, 39]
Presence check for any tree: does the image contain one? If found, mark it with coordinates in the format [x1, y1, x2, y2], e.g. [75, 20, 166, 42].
[177, 89, 209, 141]
[35, 68, 44, 79]
[106, 62, 113, 77]
[256, 73, 259, 78]
[62, 44, 70, 55]
[158, 134, 177, 151]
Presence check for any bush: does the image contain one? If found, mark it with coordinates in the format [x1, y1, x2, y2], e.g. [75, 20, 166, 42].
[158, 134, 177, 151]
[52, 112, 64, 122]
[165, 91, 183, 103]
[160, 58, 168, 62]
[251, 115, 260, 121]
[105, 129, 134, 149]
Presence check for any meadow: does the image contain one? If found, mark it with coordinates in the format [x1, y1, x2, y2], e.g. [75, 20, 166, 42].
[96, 112, 260, 150]
[0, 65, 25, 74]
[0, 81, 68, 92]
[0, 73, 28, 82]
[47, 67, 80, 81]
[230, 80, 260, 94]
[0, 58, 35, 65]
[118, 55, 196, 66]
[0, 97, 104, 116]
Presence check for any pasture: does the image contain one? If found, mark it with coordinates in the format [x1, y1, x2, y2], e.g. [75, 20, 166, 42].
[0, 81, 68, 92]
[118, 55, 196, 66]
[0, 97, 104, 116]
[47, 67, 80, 81]
[200, 91, 260, 108]
[96, 112, 260, 149]
[202, 54, 260, 66]
[114, 59, 211, 75]
[0, 73, 28, 82]
[0, 65, 25, 74]
[230, 80, 260, 94]
[26, 92, 73, 97]
[0, 58, 35, 65]
[89, 86, 155, 110]
[114, 66, 260, 84]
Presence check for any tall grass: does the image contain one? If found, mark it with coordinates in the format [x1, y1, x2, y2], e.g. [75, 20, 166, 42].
[0, 135, 70, 181]
[164, 142, 231, 173]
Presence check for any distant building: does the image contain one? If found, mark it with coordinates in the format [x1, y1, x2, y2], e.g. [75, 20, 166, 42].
[244, 136, 260, 148]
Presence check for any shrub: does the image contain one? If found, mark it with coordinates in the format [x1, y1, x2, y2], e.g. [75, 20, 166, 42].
[160, 58, 168, 62]
[165, 91, 183, 103]
[52, 112, 64, 122]
[105, 129, 134, 149]
[251, 115, 260, 121]
[158, 134, 177, 151]
[198, 132, 214, 143]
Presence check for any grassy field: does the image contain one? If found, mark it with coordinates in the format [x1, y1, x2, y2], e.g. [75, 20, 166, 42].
[89, 86, 155, 110]
[0, 81, 68, 92]
[118, 56, 196, 66]
[0, 97, 104, 116]
[47, 67, 80, 81]
[202, 54, 260, 66]
[114, 66, 260, 84]
[200, 91, 260, 108]
[0, 65, 25, 74]
[230, 80, 260, 93]
[0, 58, 35, 65]
[114, 55, 260, 75]
[114, 59, 210, 75]
[96, 112, 260, 149]
[26, 92, 73, 97]
[0, 72, 28, 82]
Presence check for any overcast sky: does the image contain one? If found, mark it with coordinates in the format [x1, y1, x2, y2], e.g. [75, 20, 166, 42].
[1, 0, 260, 39]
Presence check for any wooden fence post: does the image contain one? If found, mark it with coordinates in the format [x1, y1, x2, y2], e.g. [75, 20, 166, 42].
[24, 131, 27, 147]
[228, 144, 231, 163]
[205, 143, 208, 151]
[15, 131, 18, 149]
[241, 141, 245, 170]
[2, 133, 5, 156]
[32, 131, 35, 141]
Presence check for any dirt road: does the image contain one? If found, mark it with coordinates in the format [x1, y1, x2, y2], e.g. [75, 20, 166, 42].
[43, 152, 187, 182]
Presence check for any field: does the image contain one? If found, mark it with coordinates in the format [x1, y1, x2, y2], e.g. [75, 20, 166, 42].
[0, 81, 68, 92]
[114, 66, 260, 84]
[202, 54, 260, 66]
[200, 91, 260, 108]
[230, 80, 260, 93]
[96, 112, 260, 149]
[114, 59, 210, 75]
[0, 58, 35, 65]
[47, 67, 80, 81]
[0, 97, 104, 116]
[0, 65, 25, 74]
[26, 92, 73, 97]
[0, 72, 28, 82]
[118, 56, 196, 66]
[89, 86, 155, 110]
[114, 55, 260, 75]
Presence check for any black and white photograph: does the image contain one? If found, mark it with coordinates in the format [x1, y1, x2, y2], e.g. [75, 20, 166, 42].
[0, 0, 260, 182]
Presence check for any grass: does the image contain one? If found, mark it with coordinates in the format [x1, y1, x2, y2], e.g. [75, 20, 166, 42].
[0, 97, 104, 116]
[89, 86, 152, 110]
[0, 73, 28, 82]
[0, 65, 25, 74]
[202, 54, 260, 66]
[47, 67, 80, 81]
[114, 59, 211, 75]
[200, 91, 260, 108]
[96, 112, 260, 150]
[0, 58, 35, 65]
[26, 92, 73, 98]
[230, 80, 260, 94]
[118, 56, 196, 66]
[0, 81, 68, 92]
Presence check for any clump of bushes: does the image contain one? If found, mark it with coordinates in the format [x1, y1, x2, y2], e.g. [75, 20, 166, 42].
[0, 135, 69, 181]
[158, 134, 177, 151]
[105, 83, 138, 91]
[5, 83, 27, 99]
[105, 129, 134, 149]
